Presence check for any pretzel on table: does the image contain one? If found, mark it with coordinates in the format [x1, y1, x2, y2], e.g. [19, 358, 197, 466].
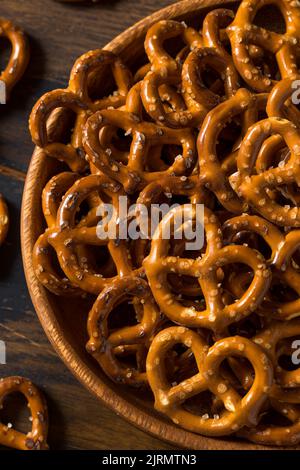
[0, 377, 48, 450]
[0, 194, 9, 247]
[0, 18, 28, 247]
[0, 18, 29, 100]
[227, 0, 300, 92]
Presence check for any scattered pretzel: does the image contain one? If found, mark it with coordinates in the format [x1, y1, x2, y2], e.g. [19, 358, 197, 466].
[0, 194, 9, 246]
[0, 377, 48, 450]
[0, 18, 28, 247]
[0, 18, 29, 100]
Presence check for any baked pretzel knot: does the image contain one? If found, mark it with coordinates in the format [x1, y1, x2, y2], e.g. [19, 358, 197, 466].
[0, 18, 29, 99]
[227, 0, 300, 92]
[147, 326, 273, 436]
[144, 206, 271, 334]
[87, 277, 160, 386]
[0, 377, 48, 450]
[231, 117, 300, 226]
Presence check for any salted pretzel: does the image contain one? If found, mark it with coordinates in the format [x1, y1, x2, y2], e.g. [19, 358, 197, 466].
[141, 19, 240, 128]
[230, 116, 300, 227]
[0, 18, 29, 100]
[141, 20, 204, 128]
[223, 214, 300, 320]
[227, 320, 300, 446]
[29, 49, 132, 172]
[0, 19, 28, 244]
[267, 75, 300, 125]
[83, 108, 196, 194]
[0, 376, 48, 450]
[227, 0, 300, 92]
[46, 174, 143, 295]
[147, 326, 272, 435]
[86, 276, 160, 386]
[181, 9, 240, 118]
[239, 401, 300, 446]
[32, 172, 88, 296]
[0, 194, 9, 246]
[134, 175, 211, 292]
[197, 88, 267, 213]
[144, 205, 271, 334]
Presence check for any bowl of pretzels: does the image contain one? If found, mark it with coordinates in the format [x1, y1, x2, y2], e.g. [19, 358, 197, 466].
[21, 0, 300, 449]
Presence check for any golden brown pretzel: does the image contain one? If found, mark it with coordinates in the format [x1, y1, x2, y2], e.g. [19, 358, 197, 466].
[231, 117, 300, 226]
[0, 18, 29, 100]
[83, 108, 196, 194]
[29, 49, 132, 172]
[235, 320, 300, 445]
[266, 75, 300, 125]
[197, 88, 265, 213]
[33, 172, 86, 297]
[239, 401, 300, 446]
[144, 20, 203, 77]
[141, 17, 240, 128]
[141, 20, 206, 128]
[227, 0, 300, 92]
[86, 276, 160, 386]
[47, 174, 141, 295]
[223, 214, 300, 320]
[147, 326, 273, 435]
[144, 205, 271, 334]
[0, 377, 48, 450]
[0, 18, 28, 247]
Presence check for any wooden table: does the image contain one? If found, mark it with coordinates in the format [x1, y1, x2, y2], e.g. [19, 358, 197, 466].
[0, 0, 174, 450]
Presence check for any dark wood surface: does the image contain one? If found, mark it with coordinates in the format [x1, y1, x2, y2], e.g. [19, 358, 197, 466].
[0, 0, 175, 450]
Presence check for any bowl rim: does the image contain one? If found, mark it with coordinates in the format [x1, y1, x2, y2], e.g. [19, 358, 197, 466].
[21, 0, 285, 450]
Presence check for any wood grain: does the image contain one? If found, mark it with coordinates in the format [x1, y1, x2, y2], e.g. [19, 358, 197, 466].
[0, 0, 178, 450]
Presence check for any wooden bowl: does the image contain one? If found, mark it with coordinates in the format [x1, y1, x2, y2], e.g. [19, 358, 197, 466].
[21, 0, 285, 450]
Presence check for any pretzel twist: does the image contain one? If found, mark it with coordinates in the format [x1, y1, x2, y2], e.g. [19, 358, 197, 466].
[147, 326, 273, 436]
[0, 377, 48, 450]
[29, 50, 132, 172]
[231, 117, 300, 226]
[83, 108, 196, 194]
[144, 205, 271, 334]
[197, 88, 268, 213]
[223, 214, 300, 320]
[227, 0, 300, 92]
[86, 276, 160, 386]
[0, 18, 29, 99]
